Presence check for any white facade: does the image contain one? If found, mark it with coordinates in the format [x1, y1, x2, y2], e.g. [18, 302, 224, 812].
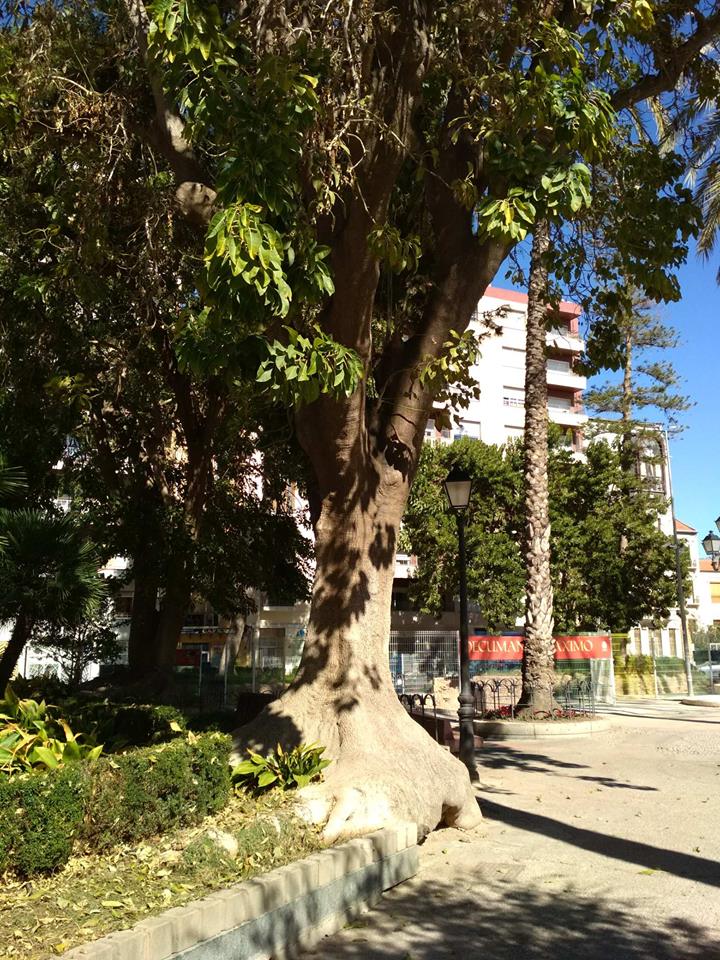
[427, 286, 588, 450]
[696, 559, 720, 629]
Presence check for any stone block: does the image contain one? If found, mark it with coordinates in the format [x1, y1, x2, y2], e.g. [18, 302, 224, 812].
[190, 893, 231, 941]
[101, 928, 147, 960]
[135, 915, 174, 960]
[64, 940, 116, 960]
[242, 872, 289, 915]
[336, 837, 376, 873]
[161, 905, 204, 954]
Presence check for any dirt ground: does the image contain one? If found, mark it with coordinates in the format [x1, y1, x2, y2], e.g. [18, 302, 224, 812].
[305, 699, 720, 960]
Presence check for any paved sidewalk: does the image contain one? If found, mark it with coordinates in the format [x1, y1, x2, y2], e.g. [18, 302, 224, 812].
[305, 706, 720, 959]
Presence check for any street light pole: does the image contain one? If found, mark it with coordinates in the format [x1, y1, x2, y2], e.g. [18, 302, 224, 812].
[701, 520, 720, 693]
[662, 429, 693, 696]
[442, 465, 478, 782]
[455, 511, 478, 781]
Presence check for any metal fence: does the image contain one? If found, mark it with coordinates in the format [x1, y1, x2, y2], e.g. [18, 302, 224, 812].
[472, 675, 595, 719]
[390, 630, 459, 694]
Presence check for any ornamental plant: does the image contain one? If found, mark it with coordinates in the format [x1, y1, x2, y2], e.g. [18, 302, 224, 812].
[232, 742, 330, 793]
[0, 685, 102, 775]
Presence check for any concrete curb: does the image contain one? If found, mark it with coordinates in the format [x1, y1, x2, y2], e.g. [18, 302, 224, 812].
[64, 823, 419, 960]
[681, 695, 720, 708]
[474, 717, 611, 740]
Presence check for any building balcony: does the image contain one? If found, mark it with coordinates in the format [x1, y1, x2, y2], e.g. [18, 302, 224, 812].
[548, 406, 588, 428]
[546, 329, 584, 354]
[545, 362, 586, 391]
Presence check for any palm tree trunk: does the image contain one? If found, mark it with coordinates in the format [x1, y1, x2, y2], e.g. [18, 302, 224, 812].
[0, 614, 33, 693]
[518, 219, 556, 715]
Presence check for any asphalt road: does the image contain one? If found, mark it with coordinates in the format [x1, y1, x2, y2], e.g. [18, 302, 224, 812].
[305, 700, 720, 960]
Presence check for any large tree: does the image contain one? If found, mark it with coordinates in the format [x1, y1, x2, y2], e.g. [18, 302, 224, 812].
[0, 3, 314, 681]
[584, 293, 691, 434]
[4, 0, 719, 836]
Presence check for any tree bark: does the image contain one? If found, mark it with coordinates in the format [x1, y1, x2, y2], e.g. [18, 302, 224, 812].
[127, 563, 160, 678]
[220, 613, 247, 676]
[518, 220, 556, 716]
[0, 614, 33, 693]
[154, 551, 193, 672]
[235, 446, 481, 840]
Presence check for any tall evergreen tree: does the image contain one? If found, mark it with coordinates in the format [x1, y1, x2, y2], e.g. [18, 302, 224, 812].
[584, 294, 691, 432]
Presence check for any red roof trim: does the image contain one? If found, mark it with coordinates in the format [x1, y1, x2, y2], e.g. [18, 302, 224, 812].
[674, 519, 697, 534]
[484, 285, 581, 317]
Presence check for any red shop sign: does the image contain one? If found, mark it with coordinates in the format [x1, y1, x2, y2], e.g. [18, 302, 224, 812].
[469, 634, 611, 661]
[469, 635, 524, 660]
[554, 634, 611, 660]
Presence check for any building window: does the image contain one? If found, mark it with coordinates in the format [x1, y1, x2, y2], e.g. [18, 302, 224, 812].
[651, 629, 663, 658]
[669, 628, 680, 659]
[710, 583, 720, 603]
[113, 595, 133, 618]
[454, 420, 481, 440]
[547, 394, 572, 410]
[502, 346, 525, 370]
[546, 358, 571, 373]
[503, 386, 525, 407]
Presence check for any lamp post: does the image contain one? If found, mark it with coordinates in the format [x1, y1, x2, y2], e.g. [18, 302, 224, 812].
[659, 429, 693, 696]
[442, 466, 478, 782]
[702, 520, 720, 693]
[701, 521, 720, 572]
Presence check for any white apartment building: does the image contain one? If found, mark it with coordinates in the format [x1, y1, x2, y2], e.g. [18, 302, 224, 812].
[697, 558, 720, 629]
[425, 286, 588, 451]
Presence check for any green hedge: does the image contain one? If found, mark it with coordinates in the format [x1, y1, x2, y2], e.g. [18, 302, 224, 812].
[0, 765, 90, 875]
[0, 733, 232, 877]
[61, 700, 187, 751]
[84, 733, 232, 850]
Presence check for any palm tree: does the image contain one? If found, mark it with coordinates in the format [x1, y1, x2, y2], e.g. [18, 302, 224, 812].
[688, 103, 720, 275]
[518, 219, 557, 715]
[0, 509, 106, 691]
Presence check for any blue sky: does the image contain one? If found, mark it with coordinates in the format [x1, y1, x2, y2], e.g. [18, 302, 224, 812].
[498, 239, 718, 544]
[646, 244, 719, 540]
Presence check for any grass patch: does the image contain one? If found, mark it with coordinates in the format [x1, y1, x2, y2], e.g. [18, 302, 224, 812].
[0, 791, 323, 959]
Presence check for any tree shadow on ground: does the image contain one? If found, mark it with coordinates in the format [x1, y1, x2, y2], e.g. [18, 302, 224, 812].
[479, 745, 657, 790]
[482, 798, 720, 887]
[596, 707, 720, 726]
[304, 875, 720, 959]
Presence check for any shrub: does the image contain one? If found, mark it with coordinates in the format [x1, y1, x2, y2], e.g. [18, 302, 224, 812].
[232, 742, 330, 793]
[0, 731, 232, 876]
[617, 654, 654, 675]
[0, 685, 102, 774]
[63, 699, 186, 751]
[0, 765, 89, 875]
[83, 732, 232, 850]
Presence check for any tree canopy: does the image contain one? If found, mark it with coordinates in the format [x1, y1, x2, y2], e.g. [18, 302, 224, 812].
[404, 434, 682, 633]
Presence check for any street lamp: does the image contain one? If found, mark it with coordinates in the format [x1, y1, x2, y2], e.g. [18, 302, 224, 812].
[701, 518, 720, 692]
[442, 466, 478, 782]
[702, 523, 720, 571]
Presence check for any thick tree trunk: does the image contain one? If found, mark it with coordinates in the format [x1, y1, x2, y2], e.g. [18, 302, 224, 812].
[234, 458, 481, 840]
[0, 614, 33, 693]
[518, 220, 556, 716]
[220, 613, 247, 675]
[154, 552, 193, 672]
[127, 563, 160, 678]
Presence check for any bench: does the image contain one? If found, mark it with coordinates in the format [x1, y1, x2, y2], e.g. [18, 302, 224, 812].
[407, 709, 483, 755]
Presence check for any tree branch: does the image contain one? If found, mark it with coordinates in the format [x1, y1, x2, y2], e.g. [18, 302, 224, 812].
[123, 0, 216, 226]
[611, 7, 720, 110]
